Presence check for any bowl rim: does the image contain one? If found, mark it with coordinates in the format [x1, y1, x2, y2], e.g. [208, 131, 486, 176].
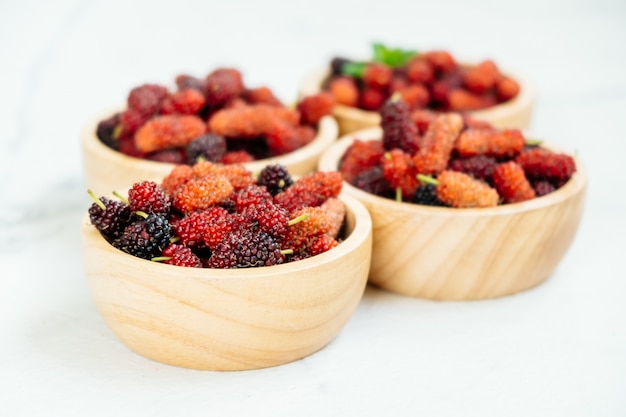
[81, 191, 373, 279]
[317, 126, 587, 218]
[81, 106, 339, 174]
[300, 62, 535, 123]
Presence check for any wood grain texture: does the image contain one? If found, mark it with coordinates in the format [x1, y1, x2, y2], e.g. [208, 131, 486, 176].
[81, 193, 372, 371]
[299, 66, 535, 135]
[318, 127, 587, 300]
[81, 110, 338, 197]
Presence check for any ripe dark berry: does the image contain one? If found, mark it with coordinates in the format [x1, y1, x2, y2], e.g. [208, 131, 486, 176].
[225, 229, 284, 268]
[185, 133, 227, 165]
[380, 96, 419, 153]
[412, 184, 448, 207]
[351, 166, 394, 198]
[96, 112, 121, 150]
[115, 213, 173, 260]
[87, 191, 133, 239]
[448, 155, 497, 184]
[256, 164, 294, 196]
[533, 180, 556, 197]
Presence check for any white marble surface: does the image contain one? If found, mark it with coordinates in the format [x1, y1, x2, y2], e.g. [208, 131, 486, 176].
[1, 0, 625, 415]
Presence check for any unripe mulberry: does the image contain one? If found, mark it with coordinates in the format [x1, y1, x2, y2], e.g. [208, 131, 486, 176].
[134, 115, 206, 153]
[434, 171, 499, 208]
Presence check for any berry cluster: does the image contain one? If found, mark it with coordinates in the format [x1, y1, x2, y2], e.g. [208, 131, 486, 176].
[324, 43, 520, 114]
[87, 163, 345, 268]
[339, 96, 577, 208]
[96, 68, 335, 164]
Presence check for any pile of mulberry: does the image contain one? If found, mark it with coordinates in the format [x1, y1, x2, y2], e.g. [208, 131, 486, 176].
[87, 162, 346, 268]
[339, 96, 577, 207]
[96, 67, 335, 165]
[323, 42, 521, 113]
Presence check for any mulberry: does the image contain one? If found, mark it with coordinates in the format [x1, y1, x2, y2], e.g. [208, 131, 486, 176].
[115, 213, 172, 260]
[492, 161, 536, 204]
[134, 115, 206, 153]
[256, 164, 294, 196]
[185, 133, 227, 165]
[424, 171, 499, 208]
[127, 181, 171, 215]
[412, 113, 463, 175]
[380, 96, 419, 153]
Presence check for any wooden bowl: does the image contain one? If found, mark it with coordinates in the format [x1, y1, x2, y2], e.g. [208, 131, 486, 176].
[81, 110, 339, 196]
[299, 66, 535, 135]
[318, 127, 587, 301]
[80, 193, 372, 371]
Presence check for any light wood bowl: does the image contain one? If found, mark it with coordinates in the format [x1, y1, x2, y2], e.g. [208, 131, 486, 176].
[318, 127, 587, 301]
[300, 66, 535, 135]
[80, 193, 372, 371]
[81, 110, 339, 196]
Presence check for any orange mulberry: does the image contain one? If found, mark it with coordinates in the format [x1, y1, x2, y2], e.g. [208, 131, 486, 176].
[134, 115, 206, 153]
[412, 113, 463, 175]
[161, 164, 194, 195]
[280, 206, 333, 251]
[455, 128, 525, 158]
[208, 104, 299, 138]
[172, 175, 234, 213]
[424, 171, 499, 208]
[327, 76, 359, 107]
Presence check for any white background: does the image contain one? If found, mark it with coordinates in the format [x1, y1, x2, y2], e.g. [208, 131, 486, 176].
[1, 0, 625, 416]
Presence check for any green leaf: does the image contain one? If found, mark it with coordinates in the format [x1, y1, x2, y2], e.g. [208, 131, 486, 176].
[341, 62, 367, 78]
[370, 42, 418, 68]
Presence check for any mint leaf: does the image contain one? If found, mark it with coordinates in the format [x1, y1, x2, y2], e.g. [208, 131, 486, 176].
[371, 42, 418, 68]
[341, 62, 367, 78]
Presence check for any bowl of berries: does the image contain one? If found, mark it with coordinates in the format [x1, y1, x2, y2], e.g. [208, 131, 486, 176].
[317, 97, 586, 301]
[81, 162, 372, 371]
[82, 67, 339, 197]
[300, 43, 534, 135]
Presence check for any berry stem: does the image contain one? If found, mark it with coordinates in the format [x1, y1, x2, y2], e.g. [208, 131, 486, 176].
[280, 249, 294, 256]
[417, 174, 439, 186]
[151, 256, 172, 262]
[112, 190, 129, 204]
[288, 213, 311, 226]
[525, 138, 543, 146]
[136, 210, 149, 219]
[395, 186, 403, 202]
[87, 189, 106, 211]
